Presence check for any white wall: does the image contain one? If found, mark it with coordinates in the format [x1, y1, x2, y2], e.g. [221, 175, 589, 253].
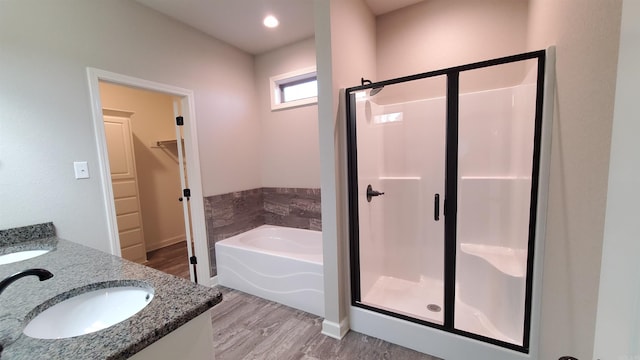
[254, 38, 321, 188]
[593, 0, 640, 358]
[331, 0, 378, 334]
[314, 0, 377, 337]
[526, 0, 623, 359]
[0, 0, 259, 252]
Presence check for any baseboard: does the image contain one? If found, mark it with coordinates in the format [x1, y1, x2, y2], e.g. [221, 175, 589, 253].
[145, 235, 186, 252]
[321, 318, 349, 339]
[209, 276, 218, 287]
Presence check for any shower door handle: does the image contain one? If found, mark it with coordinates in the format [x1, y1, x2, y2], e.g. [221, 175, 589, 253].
[434, 193, 440, 221]
[366, 184, 384, 202]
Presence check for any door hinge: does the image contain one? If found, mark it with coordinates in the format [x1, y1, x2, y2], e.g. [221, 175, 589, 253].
[183, 188, 191, 198]
[176, 116, 184, 126]
[190, 256, 197, 264]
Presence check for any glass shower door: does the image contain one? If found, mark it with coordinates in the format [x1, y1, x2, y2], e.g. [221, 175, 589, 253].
[347, 51, 546, 352]
[454, 58, 541, 348]
[348, 75, 447, 325]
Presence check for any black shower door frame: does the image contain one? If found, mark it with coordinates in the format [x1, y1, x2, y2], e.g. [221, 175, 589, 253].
[345, 50, 546, 353]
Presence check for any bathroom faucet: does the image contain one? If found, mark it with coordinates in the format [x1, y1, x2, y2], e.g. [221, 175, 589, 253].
[0, 269, 54, 295]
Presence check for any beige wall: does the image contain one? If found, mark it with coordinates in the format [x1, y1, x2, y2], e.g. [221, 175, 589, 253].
[99, 82, 186, 251]
[527, 1, 623, 359]
[376, 0, 529, 84]
[0, 0, 258, 252]
[255, 38, 321, 188]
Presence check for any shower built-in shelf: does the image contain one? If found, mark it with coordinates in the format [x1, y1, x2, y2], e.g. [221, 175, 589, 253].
[460, 243, 527, 278]
[460, 176, 531, 180]
[379, 176, 421, 180]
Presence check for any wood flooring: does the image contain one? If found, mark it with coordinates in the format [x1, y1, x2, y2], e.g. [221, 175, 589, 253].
[211, 286, 441, 360]
[145, 242, 191, 280]
[146, 245, 442, 359]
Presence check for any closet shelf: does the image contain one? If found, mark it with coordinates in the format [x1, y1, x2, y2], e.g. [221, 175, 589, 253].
[460, 243, 527, 278]
[155, 138, 183, 147]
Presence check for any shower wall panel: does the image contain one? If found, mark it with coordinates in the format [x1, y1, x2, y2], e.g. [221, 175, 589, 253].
[354, 75, 447, 323]
[380, 177, 422, 282]
[355, 100, 385, 296]
[404, 99, 446, 282]
[365, 95, 449, 283]
[357, 96, 448, 292]
[455, 79, 538, 345]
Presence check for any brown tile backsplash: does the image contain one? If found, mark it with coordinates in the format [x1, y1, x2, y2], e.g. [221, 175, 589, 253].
[204, 187, 321, 277]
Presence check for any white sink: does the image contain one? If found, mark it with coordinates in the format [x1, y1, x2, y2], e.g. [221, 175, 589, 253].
[0, 249, 50, 265]
[23, 285, 154, 339]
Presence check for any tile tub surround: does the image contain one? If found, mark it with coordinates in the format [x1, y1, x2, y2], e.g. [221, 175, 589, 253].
[204, 187, 322, 276]
[204, 188, 265, 244]
[263, 187, 322, 231]
[0, 236, 221, 359]
[0, 222, 55, 245]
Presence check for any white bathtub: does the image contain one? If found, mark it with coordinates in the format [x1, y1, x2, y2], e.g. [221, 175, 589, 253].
[215, 225, 324, 317]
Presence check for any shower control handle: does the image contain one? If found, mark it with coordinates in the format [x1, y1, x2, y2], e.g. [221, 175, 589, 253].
[366, 185, 384, 202]
[434, 193, 440, 221]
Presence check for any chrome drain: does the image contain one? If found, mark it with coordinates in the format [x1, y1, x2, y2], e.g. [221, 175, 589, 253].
[426, 304, 441, 312]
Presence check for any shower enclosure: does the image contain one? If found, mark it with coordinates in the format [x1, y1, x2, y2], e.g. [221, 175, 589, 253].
[346, 50, 546, 352]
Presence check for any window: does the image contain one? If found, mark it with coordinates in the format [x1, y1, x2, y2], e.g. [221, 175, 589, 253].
[270, 67, 317, 110]
[281, 77, 317, 102]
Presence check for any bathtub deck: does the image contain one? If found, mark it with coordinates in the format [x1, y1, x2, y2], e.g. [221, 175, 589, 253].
[211, 286, 441, 360]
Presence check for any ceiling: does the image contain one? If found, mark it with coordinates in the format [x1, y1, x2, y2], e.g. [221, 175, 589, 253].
[135, 0, 425, 55]
[365, 0, 424, 16]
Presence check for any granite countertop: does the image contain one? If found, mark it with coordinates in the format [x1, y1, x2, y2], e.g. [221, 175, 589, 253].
[0, 224, 222, 360]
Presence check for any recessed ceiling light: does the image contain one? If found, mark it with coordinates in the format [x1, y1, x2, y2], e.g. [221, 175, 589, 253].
[263, 15, 279, 28]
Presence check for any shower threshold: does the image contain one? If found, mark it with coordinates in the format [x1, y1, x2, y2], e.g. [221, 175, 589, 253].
[360, 275, 518, 345]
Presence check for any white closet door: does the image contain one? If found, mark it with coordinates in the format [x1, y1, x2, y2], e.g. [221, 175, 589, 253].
[104, 114, 147, 263]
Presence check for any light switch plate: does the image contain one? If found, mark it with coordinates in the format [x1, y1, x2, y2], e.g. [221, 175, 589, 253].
[74, 161, 90, 179]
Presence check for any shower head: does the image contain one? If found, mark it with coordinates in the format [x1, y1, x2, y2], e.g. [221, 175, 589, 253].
[361, 77, 384, 97]
[369, 86, 384, 96]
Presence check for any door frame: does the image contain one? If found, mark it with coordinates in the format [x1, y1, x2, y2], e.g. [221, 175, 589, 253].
[86, 68, 212, 286]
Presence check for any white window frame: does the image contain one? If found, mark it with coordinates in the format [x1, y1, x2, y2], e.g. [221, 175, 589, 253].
[269, 66, 317, 111]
